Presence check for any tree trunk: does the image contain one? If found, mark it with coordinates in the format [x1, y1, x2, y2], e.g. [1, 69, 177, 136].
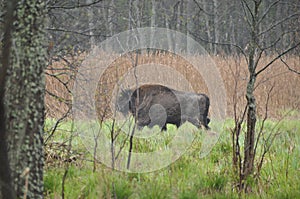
[203, 0, 213, 52]
[177, 0, 184, 32]
[86, 0, 96, 47]
[4, 0, 47, 197]
[229, 15, 236, 54]
[0, 0, 19, 198]
[108, 0, 115, 36]
[241, 0, 261, 189]
[165, 16, 174, 52]
[243, 74, 256, 180]
[212, 0, 219, 55]
[150, 0, 156, 49]
[134, 0, 145, 48]
[186, 0, 193, 53]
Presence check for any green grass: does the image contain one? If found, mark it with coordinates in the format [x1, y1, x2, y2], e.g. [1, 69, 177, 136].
[44, 118, 300, 198]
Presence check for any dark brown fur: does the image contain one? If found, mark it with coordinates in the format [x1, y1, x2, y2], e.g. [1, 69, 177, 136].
[117, 84, 210, 130]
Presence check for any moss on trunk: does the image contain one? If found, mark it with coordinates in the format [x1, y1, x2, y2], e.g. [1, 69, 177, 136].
[4, 0, 46, 198]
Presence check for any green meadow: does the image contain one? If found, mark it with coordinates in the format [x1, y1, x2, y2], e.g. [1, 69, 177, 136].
[44, 117, 300, 199]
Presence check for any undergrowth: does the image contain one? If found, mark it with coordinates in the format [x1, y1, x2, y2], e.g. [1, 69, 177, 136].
[44, 118, 300, 198]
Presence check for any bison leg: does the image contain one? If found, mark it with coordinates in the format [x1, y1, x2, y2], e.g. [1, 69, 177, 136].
[136, 116, 151, 130]
[198, 115, 211, 130]
[181, 116, 199, 127]
[162, 125, 167, 131]
[203, 118, 210, 129]
[207, 117, 210, 124]
[137, 121, 149, 129]
[201, 121, 210, 130]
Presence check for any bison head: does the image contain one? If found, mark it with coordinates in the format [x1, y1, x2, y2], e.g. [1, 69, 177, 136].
[116, 88, 132, 116]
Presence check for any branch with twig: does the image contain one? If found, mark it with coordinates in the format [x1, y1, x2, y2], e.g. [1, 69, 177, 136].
[256, 42, 300, 76]
[48, 0, 103, 10]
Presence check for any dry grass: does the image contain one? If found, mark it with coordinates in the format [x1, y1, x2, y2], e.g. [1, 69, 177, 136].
[45, 52, 300, 119]
[214, 54, 300, 118]
[45, 54, 85, 118]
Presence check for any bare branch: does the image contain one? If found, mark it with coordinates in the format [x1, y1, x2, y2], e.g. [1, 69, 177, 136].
[192, 0, 213, 16]
[280, 57, 300, 75]
[61, 118, 75, 199]
[260, 28, 300, 53]
[188, 30, 249, 64]
[240, 0, 254, 28]
[254, 70, 288, 91]
[260, 38, 281, 52]
[257, 0, 281, 25]
[48, 0, 103, 10]
[44, 107, 72, 144]
[254, 84, 274, 158]
[45, 72, 73, 94]
[256, 42, 300, 76]
[258, 12, 300, 37]
[127, 54, 139, 170]
[47, 27, 106, 37]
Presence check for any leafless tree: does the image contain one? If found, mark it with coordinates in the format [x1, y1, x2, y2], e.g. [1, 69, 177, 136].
[230, 0, 300, 192]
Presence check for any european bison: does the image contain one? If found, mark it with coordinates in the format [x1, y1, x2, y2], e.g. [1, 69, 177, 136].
[117, 84, 210, 130]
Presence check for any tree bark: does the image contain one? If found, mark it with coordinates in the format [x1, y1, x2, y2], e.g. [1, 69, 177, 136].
[212, 0, 219, 55]
[203, 0, 213, 52]
[242, 0, 261, 188]
[3, 0, 47, 197]
[186, 0, 193, 53]
[243, 74, 256, 180]
[0, 0, 18, 198]
[86, 0, 96, 47]
[150, 0, 156, 48]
